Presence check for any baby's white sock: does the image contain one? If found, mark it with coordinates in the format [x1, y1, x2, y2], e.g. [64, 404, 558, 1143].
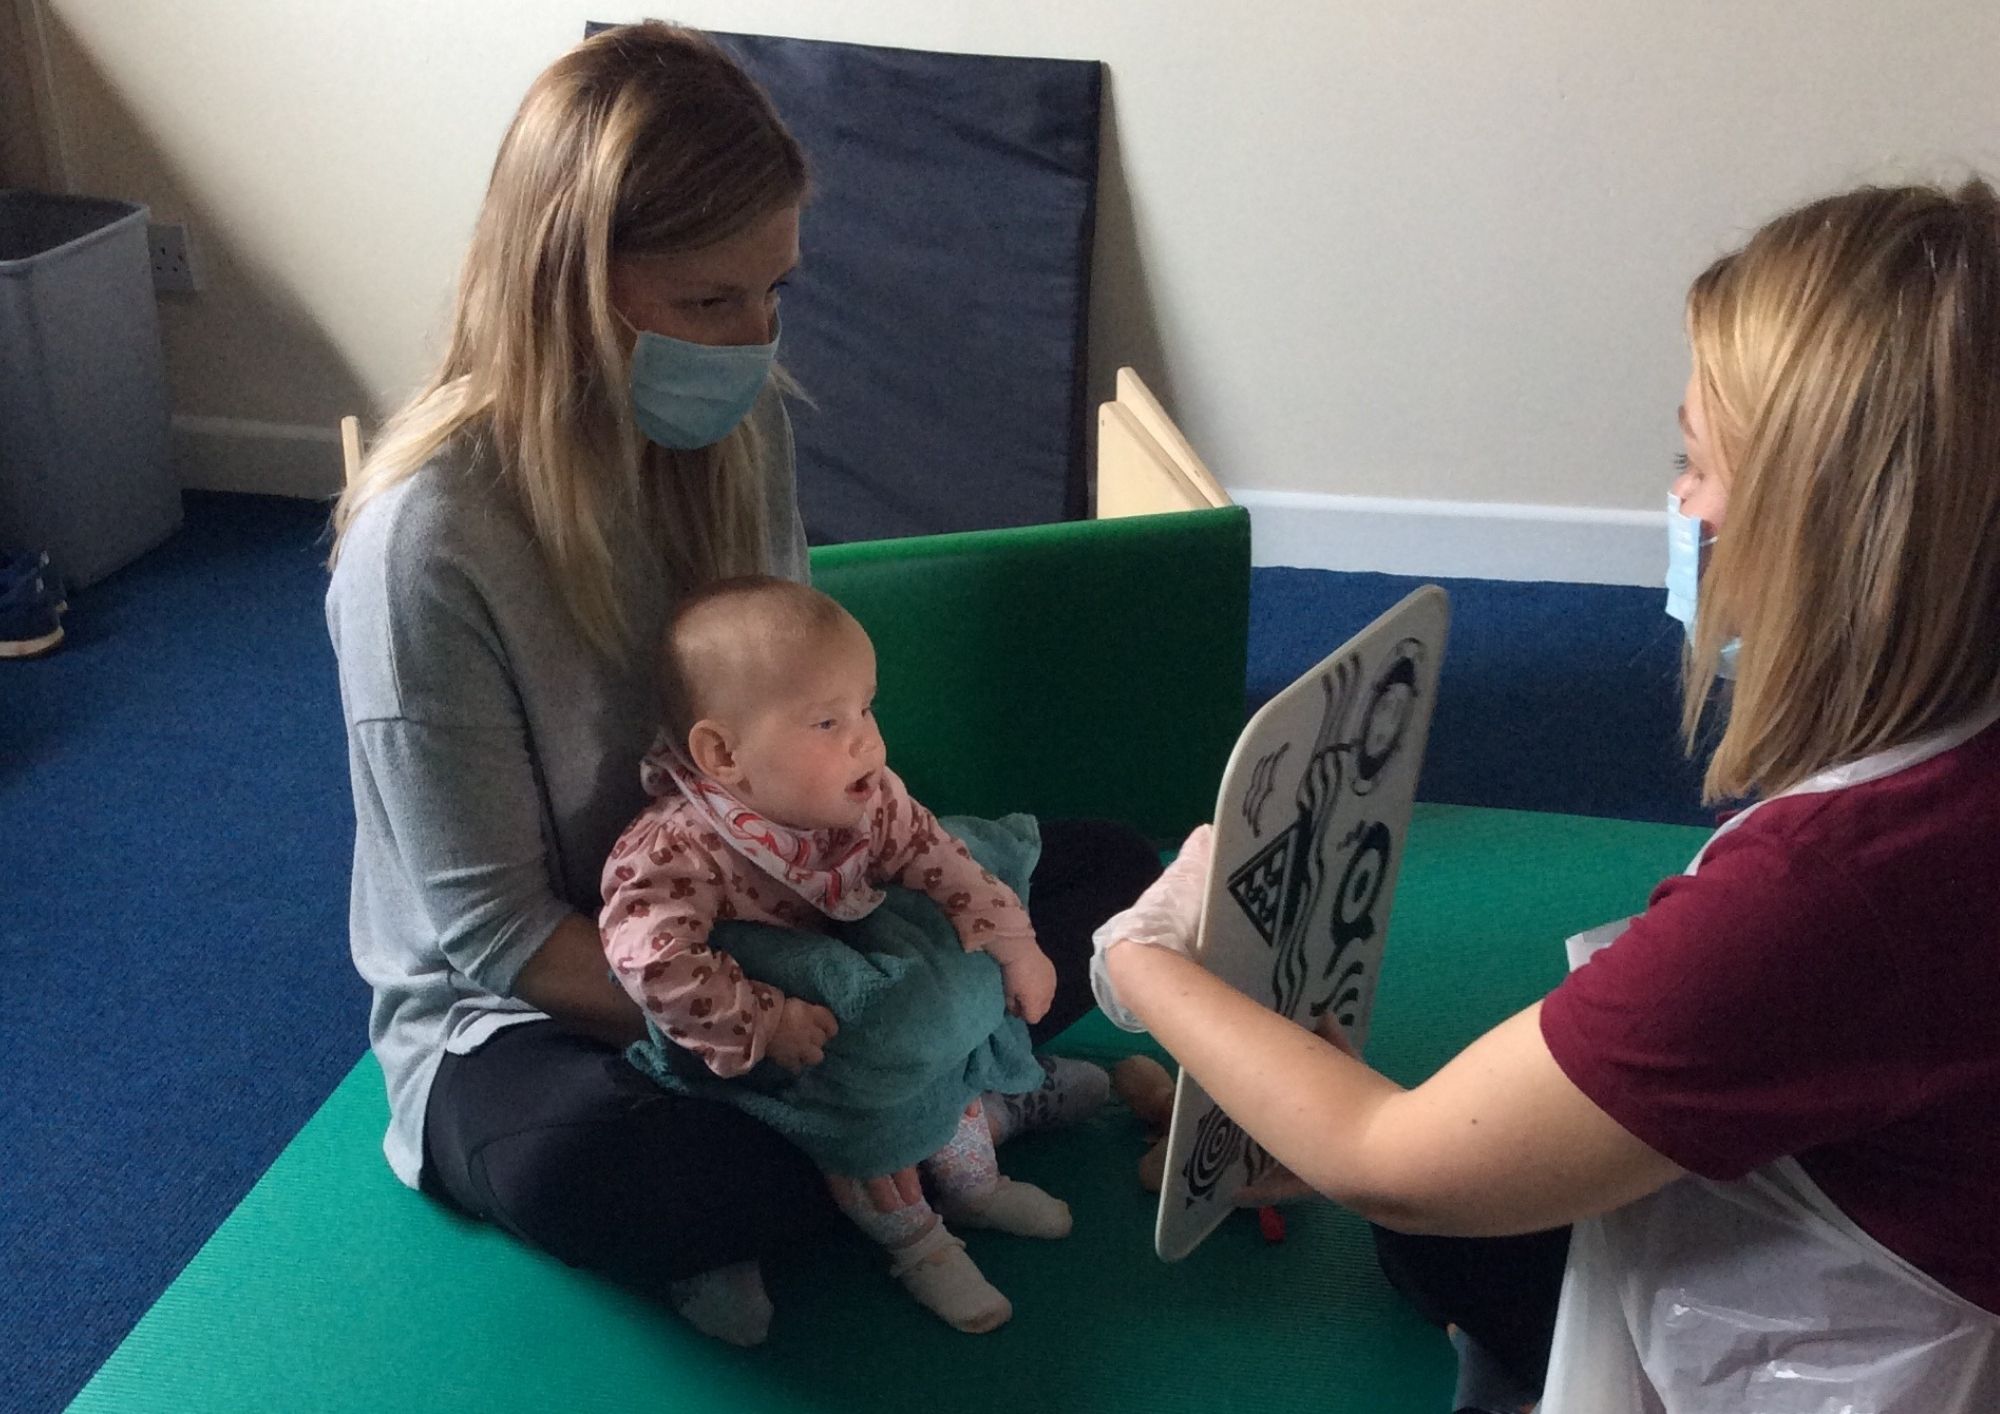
[667, 1260, 773, 1347]
[888, 1223, 1012, 1334]
[939, 1176, 1073, 1239]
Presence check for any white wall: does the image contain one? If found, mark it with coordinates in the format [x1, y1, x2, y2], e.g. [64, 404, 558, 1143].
[24, 1, 2000, 577]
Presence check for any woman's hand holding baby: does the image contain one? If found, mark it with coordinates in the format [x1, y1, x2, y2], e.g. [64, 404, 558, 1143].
[767, 997, 839, 1072]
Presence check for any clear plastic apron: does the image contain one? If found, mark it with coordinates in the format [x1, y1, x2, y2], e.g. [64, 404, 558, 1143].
[1542, 707, 2000, 1414]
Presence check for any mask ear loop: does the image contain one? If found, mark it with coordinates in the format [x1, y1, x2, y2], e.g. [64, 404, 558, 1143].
[610, 306, 648, 360]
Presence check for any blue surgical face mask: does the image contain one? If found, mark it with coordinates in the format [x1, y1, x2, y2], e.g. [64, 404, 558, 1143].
[628, 318, 779, 450]
[1665, 492, 1738, 679]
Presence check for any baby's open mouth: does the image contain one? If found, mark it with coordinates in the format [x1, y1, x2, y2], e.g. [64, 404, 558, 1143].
[845, 771, 874, 799]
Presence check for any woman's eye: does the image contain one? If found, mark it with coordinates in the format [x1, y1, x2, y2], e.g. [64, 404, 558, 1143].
[1673, 452, 1690, 472]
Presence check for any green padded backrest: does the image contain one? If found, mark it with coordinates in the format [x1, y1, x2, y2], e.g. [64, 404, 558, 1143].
[810, 508, 1250, 844]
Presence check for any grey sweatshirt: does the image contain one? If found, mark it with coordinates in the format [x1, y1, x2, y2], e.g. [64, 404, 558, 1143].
[325, 388, 807, 1186]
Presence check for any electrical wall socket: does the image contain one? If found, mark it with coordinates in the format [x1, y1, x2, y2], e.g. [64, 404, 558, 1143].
[147, 221, 199, 293]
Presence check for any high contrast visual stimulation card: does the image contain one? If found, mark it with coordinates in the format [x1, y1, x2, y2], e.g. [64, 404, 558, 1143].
[1155, 586, 1449, 1261]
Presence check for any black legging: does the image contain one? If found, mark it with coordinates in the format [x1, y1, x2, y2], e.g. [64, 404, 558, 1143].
[419, 817, 1161, 1294]
[1371, 1225, 1571, 1394]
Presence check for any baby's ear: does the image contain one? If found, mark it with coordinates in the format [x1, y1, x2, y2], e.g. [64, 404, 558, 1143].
[686, 720, 740, 781]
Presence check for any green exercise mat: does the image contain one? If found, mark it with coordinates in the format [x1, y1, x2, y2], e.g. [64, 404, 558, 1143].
[70, 804, 1705, 1414]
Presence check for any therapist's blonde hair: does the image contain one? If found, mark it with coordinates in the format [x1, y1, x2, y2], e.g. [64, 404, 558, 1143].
[1684, 177, 2000, 802]
[330, 22, 807, 657]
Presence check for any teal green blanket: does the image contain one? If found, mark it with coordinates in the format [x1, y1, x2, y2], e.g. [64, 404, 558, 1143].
[626, 814, 1046, 1178]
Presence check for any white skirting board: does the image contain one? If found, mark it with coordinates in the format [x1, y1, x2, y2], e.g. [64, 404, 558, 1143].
[164, 418, 1667, 588]
[1234, 488, 1667, 588]
[171, 415, 344, 500]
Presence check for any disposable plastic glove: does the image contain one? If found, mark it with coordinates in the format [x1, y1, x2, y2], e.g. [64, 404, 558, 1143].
[1089, 824, 1213, 1031]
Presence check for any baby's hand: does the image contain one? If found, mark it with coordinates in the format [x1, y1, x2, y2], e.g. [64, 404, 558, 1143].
[766, 997, 838, 1073]
[998, 944, 1058, 1024]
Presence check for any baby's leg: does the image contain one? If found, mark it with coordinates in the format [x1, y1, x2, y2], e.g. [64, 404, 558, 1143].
[926, 1101, 1073, 1239]
[827, 1174, 1011, 1334]
[984, 1056, 1112, 1145]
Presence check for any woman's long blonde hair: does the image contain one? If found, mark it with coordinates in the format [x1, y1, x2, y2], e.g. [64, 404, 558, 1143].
[331, 22, 807, 658]
[1685, 178, 2000, 801]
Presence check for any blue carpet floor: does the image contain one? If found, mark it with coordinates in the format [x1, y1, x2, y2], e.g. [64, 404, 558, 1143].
[3, 494, 366, 1414]
[1, 493, 1707, 1413]
[1247, 568, 1707, 826]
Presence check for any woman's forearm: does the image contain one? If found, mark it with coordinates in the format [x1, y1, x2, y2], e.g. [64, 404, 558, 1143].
[1103, 939, 1684, 1235]
[512, 913, 647, 1047]
[1103, 939, 1407, 1212]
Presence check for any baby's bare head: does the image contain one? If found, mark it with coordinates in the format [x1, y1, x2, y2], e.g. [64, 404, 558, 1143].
[659, 575, 867, 748]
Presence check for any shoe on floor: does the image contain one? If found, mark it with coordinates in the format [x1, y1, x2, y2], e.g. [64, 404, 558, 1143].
[0, 550, 65, 659]
[0, 549, 65, 611]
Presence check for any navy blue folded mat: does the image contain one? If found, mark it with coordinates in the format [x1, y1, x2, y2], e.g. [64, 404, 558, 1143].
[589, 22, 1103, 541]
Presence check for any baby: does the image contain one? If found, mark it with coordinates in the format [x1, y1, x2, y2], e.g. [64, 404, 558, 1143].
[600, 575, 1071, 1335]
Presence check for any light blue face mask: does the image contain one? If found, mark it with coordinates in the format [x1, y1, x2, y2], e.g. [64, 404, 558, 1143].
[1665, 492, 1739, 679]
[628, 318, 779, 450]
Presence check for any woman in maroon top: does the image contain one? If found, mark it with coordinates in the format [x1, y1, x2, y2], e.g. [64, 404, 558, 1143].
[1096, 179, 2000, 1413]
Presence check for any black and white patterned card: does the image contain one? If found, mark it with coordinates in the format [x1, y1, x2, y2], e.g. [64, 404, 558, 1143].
[1156, 586, 1448, 1261]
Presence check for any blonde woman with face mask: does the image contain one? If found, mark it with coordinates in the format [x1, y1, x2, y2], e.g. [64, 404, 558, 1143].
[1096, 180, 2000, 1412]
[327, 22, 1154, 1346]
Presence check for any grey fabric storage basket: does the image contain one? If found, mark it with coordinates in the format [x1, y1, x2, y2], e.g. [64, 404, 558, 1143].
[0, 190, 180, 587]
